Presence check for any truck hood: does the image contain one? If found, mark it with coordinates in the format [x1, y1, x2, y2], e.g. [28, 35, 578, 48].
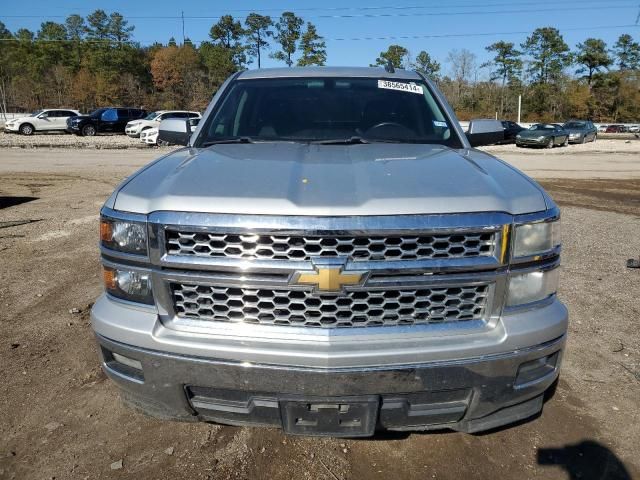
[8, 116, 33, 123]
[113, 143, 547, 216]
[68, 115, 90, 122]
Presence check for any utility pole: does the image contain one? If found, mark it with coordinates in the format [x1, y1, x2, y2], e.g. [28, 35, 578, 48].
[181, 11, 185, 45]
[517, 95, 522, 124]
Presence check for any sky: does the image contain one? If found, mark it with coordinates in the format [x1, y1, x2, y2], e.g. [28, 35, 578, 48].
[2, 0, 639, 76]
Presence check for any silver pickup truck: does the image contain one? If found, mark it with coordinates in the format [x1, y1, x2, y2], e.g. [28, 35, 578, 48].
[92, 67, 567, 437]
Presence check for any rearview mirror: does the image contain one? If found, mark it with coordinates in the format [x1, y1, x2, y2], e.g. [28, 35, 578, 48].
[158, 119, 192, 146]
[466, 119, 504, 147]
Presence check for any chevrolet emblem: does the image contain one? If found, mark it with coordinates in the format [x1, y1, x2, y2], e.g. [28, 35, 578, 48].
[291, 260, 367, 293]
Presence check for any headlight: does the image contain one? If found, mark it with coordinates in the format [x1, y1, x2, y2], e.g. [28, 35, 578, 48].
[507, 268, 559, 307]
[100, 218, 148, 255]
[103, 266, 153, 304]
[513, 219, 560, 258]
[536, 136, 546, 141]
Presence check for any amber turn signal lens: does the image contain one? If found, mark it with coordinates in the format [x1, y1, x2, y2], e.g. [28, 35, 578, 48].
[103, 267, 117, 290]
[100, 220, 113, 242]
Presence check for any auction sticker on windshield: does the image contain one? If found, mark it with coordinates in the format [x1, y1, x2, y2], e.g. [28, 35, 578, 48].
[378, 80, 424, 94]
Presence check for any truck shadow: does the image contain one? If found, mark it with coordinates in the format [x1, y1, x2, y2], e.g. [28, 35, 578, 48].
[0, 196, 38, 209]
[538, 440, 632, 480]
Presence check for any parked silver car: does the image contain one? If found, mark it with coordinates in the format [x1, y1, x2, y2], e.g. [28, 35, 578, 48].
[516, 124, 569, 148]
[92, 67, 566, 437]
[563, 120, 597, 144]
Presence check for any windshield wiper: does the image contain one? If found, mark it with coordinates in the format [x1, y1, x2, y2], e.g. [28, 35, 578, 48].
[311, 136, 371, 145]
[202, 136, 254, 146]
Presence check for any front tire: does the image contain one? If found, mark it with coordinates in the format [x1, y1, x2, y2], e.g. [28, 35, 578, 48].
[19, 123, 34, 135]
[546, 137, 554, 149]
[563, 137, 569, 147]
[592, 134, 597, 143]
[81, 125, 96, 137]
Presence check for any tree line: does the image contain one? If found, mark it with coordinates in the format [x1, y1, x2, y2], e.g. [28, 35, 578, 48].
[0, 10, 638, 123]
[0, 10, 326, 114]
[372, 28, 640, 122]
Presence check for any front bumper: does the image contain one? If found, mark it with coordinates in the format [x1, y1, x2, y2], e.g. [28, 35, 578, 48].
[126, 127, 142, 137]
[92, 294, 567, 435]
[4, 124, 19, 132]
[97, 334, 563, 435]
[516, 138, 546, 146]
[141, 134, 158, 144]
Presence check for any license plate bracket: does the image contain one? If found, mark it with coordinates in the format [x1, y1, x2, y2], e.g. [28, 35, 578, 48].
[280, 396, 379, 437]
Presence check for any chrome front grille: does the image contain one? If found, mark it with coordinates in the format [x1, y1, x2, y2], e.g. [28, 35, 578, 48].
[171, 283, 490, 328]
[165, 231, 496, 262]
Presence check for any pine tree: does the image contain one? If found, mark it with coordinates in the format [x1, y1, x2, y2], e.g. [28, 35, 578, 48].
[297, 22, 326, 67]
[575, 38, 612, 86]
[412, 51, 440, 79]
[371, 45, 409, 69]
[244, 13, 273, 68]
[521, 27, 571, 84]
[271, 12, 303, 67]
[613, 34, 640, 71]
[483, 41, 522, 114]
[209, 15, 246, 68]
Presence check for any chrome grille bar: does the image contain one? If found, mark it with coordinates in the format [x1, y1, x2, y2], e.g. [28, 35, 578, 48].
[166, 231, 496, 262]
[171, 283, 491, 328]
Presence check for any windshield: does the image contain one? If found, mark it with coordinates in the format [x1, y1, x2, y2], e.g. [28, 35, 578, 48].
[529, 124, 555, 131]
[89, 108, 108, 118]
[195, 77, 460, 147]
[30, 110, 43, 117]
[144, 111, 160, 120]
[564, 121, 586, 129]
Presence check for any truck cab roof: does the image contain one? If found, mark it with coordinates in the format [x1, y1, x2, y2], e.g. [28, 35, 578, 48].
[237, 66, 423, 81]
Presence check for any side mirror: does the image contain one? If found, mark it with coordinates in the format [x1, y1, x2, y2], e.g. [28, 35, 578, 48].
[38, 113, 48, 119]
[158, 119, 192, 146]
[466, 119, 504, 147]
[188, 118, 200, 133]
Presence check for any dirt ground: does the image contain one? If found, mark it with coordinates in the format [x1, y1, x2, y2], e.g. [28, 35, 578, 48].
[0, 145, 639, 480]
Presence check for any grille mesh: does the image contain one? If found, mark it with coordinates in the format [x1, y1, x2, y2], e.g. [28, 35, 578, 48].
[172, 283, 490, 328]
[166, 231, 496, 261]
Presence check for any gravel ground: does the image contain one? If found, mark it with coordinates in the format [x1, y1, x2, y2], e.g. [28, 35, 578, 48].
[0, 147, 639, 479]
[1, 129, 637, 151]
[0, 131, 164, 150]
[484, 137, 640, 155]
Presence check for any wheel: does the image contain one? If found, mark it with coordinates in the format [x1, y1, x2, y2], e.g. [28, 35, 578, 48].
[157, 139, 169, 147]
[81, 124, 96, 136]
[546, 137, 554, 149]
[563, 137, 569, 147]
[580, 135, 586, 144]
[19, 123, 34, 135]
[592, 134, 597, 143]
